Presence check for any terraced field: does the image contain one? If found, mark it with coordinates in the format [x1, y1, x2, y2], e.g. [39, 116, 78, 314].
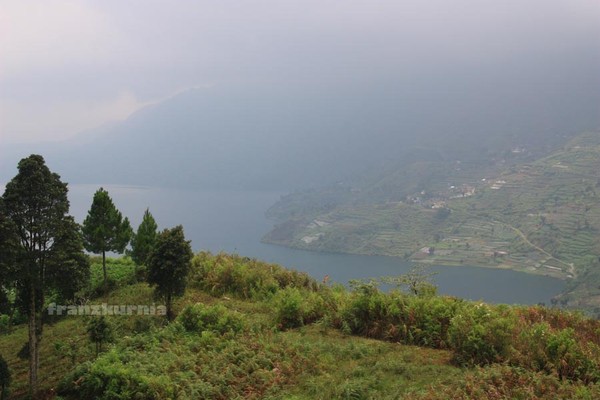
[263, 132, 600, 309]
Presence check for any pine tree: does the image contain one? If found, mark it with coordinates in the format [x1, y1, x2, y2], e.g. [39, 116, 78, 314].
[147, 226, 193, 320]
[1, 155, 89, 396]
[82, 188, 132, 294]
[130, 208, 158, 266]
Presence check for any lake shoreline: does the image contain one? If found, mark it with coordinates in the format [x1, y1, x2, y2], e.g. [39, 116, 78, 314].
[261, 236, 570, 281]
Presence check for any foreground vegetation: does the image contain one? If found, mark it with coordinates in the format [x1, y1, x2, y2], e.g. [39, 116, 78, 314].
[3, 253, 600, 399]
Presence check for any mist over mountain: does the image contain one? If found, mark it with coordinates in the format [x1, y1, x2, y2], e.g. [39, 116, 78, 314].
[2, 78, 599, 191]
[2, 0, 600, 191]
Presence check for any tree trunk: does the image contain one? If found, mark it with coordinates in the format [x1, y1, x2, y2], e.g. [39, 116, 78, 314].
[36, 289, 44, 387]
[7, 295, 15, 334]
[35, 330, 41, 392]
[28, 282, 37, 397]
[102, 251, 107, 297]
[166, 293, 172, 321]
[34, 314, 43, 383]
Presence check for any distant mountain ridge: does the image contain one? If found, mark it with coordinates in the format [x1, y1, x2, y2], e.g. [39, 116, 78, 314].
[2, 82, 598, 190]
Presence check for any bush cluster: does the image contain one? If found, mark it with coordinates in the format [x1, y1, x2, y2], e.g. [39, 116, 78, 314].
[85, 256, 138, 298]
[198, 257, 600, 385]
[58, 325, 314, 400]
[331, 281, 600, 382]
[272, 287, 326, 329]
[189, 252, 319, 299]
[337, 281, 462, 348]
[447, 303, 514, 366]
[417, 365, 600, 400]
[177, 303, 244, 335]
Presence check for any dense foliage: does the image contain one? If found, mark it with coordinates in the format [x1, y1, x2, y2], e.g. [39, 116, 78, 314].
[189, 251, 319, 299]
[58, 316, 314, 400]
[1, 155, 89, 394]
[177, 303, 244, 334]
[416, 365, 600, 400]
[87, 256, 137, 297]
[147, 225, 193, 320]
[3, 252, 600, 399]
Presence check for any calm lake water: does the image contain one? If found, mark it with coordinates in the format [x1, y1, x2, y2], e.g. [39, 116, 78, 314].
[67, 184, 565, 305]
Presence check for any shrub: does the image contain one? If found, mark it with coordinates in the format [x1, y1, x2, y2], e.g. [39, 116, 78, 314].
[515, 323, 600, 383]
[338, 280, 463, 348]
[58, 324, 314, 399]
[340, 281, 391, 337]
[515, 322, 554, 373]
[272, 287, 326, 329]
[86, 256, 137, 297]
[87, 316, 115, 356]
[57, 356, 173, 400]
[517, 306, 600, 345]
[189, 252, 319, 300]
[417, 365, 600, 400]
[315, 283, 349, 328]
[546, 328, 597, 382]
[131, 316, 156, 334]
[54, 338, 80, 366]
[0, 315, 9, 334]
[402, 295, 463, 348]
[177, 303, 244, 334]
[448, 303, 515, 366]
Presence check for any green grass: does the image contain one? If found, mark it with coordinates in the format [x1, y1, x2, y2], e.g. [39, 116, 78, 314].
[89, 256, 137, 289]
[272, 327, 460, 400]
[3, 253, 600, 399]
[0, 273, 460, 399]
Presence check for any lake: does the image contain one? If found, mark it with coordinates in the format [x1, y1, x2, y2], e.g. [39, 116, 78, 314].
[68, 184, 565, 305]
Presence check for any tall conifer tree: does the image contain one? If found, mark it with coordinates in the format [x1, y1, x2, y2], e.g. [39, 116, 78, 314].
[1, 155, 89, 395]
[82, 188, 132, 294]
[130, 208, 158, 266]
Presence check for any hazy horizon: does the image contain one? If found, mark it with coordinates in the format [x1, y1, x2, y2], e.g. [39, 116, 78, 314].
[2, 0, 599, 147]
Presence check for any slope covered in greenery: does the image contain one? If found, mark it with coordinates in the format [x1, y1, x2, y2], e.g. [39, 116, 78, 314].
[3, 253, 600, 399]
[263, 131, 600, 310]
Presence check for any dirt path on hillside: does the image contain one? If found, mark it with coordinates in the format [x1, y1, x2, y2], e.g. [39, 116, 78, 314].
[493, 220, 576, 277]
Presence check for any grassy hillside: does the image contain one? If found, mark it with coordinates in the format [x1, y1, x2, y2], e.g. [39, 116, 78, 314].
[3, 254, 600, 399]
[263, 131, 600, 310]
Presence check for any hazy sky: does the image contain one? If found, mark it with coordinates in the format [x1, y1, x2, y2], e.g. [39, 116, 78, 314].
[1, 0, 599, 144]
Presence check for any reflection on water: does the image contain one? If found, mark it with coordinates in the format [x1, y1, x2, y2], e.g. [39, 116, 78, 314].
[68, 184, 565, 305]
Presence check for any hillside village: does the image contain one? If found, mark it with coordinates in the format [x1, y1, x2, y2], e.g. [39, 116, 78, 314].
[264, 132, 600, 311]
